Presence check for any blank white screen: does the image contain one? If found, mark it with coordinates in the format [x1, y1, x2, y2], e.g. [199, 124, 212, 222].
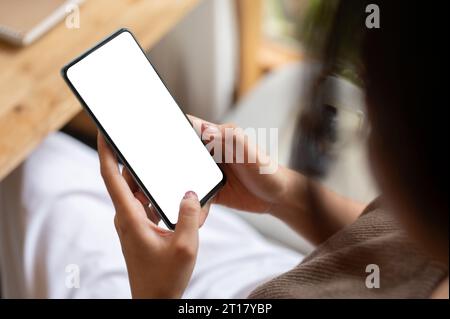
[66, 31, 223, 225]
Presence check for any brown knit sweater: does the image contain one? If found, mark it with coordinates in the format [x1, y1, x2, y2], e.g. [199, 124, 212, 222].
[249, 201, 447, 298]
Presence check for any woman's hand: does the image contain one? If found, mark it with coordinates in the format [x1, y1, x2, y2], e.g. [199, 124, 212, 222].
[97, 133, 209, 298]
[188, 115, 290, 213]
[188, 116, 364, 245]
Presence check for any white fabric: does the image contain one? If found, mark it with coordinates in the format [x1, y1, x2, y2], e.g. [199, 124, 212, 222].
[0, 132, 302, 298]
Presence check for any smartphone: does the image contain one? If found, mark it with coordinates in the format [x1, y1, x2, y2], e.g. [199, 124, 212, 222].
[61, 28, 225, 230]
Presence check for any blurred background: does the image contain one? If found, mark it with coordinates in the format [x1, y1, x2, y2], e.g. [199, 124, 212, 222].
[0, 0, 378, 256]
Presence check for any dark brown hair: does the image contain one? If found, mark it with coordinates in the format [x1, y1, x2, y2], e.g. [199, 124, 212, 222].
[294, 0, 448, 263]
[362, 1, 448, 262]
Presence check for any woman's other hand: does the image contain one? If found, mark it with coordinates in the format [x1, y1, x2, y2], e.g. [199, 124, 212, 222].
[188, 115, 291, 214]
[187, 115, 363, 245]
[97, 133, 209, 298]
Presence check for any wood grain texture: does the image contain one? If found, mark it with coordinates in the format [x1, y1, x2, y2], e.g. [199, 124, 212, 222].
[236, 0, 263, 98]
[258, 39, 302, 73]
[0, 0, 199, 180]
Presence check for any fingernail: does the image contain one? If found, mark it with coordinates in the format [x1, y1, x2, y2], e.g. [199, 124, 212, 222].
[183, 191, 198, 200]
[202, 123, 220, 133]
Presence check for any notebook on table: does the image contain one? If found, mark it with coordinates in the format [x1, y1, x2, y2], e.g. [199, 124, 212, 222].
[0, 0, 83, 46]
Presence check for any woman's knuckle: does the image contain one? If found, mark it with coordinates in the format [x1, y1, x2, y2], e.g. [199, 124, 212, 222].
[114, 215, 126, 232]
[173, 241, 195, 259]
[114, 214, 135, 235]
[224, 122, 237, 129]
[113, 215, 120, 230]
[180, 200, 197, 214]
[100, 167, 106, 178]
[100, 168, 110, 182]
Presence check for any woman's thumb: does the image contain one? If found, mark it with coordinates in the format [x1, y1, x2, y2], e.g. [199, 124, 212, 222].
[174, 191, 201, 241]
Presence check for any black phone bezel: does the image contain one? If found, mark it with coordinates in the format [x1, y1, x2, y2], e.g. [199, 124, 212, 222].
[61, 28, 226, 230]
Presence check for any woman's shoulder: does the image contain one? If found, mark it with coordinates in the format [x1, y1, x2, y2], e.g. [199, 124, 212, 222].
[249, 198, 448, 298]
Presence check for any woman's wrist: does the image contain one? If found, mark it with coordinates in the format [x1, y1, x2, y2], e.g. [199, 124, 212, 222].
[269, 167, 307, 221]
[268, 166, 365, 244]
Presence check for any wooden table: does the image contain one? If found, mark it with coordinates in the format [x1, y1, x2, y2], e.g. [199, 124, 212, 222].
[0, 0, 199, 181]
